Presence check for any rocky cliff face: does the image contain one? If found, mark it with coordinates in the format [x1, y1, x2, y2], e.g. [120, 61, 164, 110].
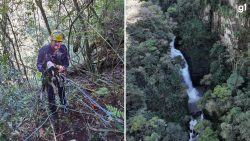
[203, 1, 249, 51]
[152, 0, 249, 86]
[186, 0, 249, 86]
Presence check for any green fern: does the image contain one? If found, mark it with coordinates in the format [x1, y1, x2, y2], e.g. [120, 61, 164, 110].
[106, 105, 123, 119]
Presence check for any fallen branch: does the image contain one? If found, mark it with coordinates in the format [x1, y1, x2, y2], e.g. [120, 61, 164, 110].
[56, 130, 70, 138]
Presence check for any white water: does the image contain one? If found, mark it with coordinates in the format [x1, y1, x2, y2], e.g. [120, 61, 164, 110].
[169, 38, 203, 141]
[170, 39, 200, 103]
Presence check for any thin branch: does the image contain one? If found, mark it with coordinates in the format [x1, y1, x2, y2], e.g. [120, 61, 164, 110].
[56, 130, 70, 137]
[46, 108, 57, 141]
[67, 15, 79, 53]
[85, 20, 124, 63]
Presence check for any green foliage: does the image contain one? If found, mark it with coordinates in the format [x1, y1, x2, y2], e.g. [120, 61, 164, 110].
[0, 81, 39, 140]
[127, 1, 174, 44]
[237, 111, 250, 140]
[218, 5, 234, 18]
[195, 120, 219, 141]
[0, 0, 124, 140]
[130, 115, 147, 133]
[226, 72, 244, 90]
[200, 84, 233, 117]
[199, 127, 219, 141]
[174, 11, 217, 86]
[220, 122, 234, 140]
[234, 90, 250, 110]
[106, 105, 123, 119]
[157, 0, 250, 141]
[174, 0, 202, 22]
[162, 122, 188, 141]
[138, 39, 158, 52]
[167, 6, 176, 14]
[127, 41, 188, 121]
[35, 71, 42, 80]
[144, 132, 160, 141]
[0, 121, 8, 141]
[200, 72, 250, 141]
[179, 18, 212, 47]
[95, 87, 109, 97]
[167, 5, 177, 17]
[208, 42, 230, 86]
[127, 1, 189, 140]
[126, 81, 145, 116]
[127, 0, 187, 119]
[128, 114, 188, 141]
[211, 85, 231, 100]
[0, 54, 8, 65]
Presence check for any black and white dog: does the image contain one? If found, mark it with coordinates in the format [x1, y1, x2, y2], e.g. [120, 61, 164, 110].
[40, 61, 63, 100]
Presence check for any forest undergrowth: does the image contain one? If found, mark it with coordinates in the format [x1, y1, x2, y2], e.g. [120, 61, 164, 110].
[0, 63, 124, 141]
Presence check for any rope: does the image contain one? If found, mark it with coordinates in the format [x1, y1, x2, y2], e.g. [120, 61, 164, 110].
[64, 75, 124, 126]
[23, 109, 58, 141]
[62, 75, 113, 117]
[73, 94, 110, 127]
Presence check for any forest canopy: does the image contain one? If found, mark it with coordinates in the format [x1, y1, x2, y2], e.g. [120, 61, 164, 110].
[127, 0, 250, 140]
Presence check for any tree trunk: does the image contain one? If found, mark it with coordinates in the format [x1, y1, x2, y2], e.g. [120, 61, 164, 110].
[0, 9, 15, 70]
[56, 0, 62, 29]
[7, 15, 30, 84]
[0, 22, 22, 73]
[35, 0, 51, 35]
[73, 0, 94, 72]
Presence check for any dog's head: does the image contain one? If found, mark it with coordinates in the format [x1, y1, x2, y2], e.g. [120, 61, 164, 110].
[47, 66, 57, 77]
[46, 61, 57, 76]
[46, 61, 60, 93]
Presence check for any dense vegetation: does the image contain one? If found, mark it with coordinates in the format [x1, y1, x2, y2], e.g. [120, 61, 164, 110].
[127, 0, 250, 140]
[0, 0, 124, 140]
[126, 0, 189, 140]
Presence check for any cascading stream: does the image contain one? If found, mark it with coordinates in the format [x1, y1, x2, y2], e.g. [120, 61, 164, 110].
[169, 37, 203, 141]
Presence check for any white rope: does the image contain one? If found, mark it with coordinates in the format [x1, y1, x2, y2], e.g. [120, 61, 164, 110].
[23, 109, 58, 141]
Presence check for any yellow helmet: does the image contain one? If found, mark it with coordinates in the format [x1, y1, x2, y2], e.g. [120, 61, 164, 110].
[51, 30, 64, 42]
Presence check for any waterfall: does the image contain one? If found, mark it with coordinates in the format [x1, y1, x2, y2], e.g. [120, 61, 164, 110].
[169, 37, 203, 141]
[170, 38, 200, 103]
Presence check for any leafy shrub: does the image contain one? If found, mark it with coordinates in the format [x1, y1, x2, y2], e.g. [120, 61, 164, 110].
[128, 114, 188, 141]
[96, 87, 109, 97]
[226, 72, 244, 90]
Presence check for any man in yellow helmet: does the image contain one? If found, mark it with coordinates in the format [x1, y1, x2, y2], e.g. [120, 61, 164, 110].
[36, 30, 69, 119]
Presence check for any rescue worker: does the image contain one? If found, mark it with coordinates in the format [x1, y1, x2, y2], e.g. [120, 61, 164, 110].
[36, 30, 69, 118]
